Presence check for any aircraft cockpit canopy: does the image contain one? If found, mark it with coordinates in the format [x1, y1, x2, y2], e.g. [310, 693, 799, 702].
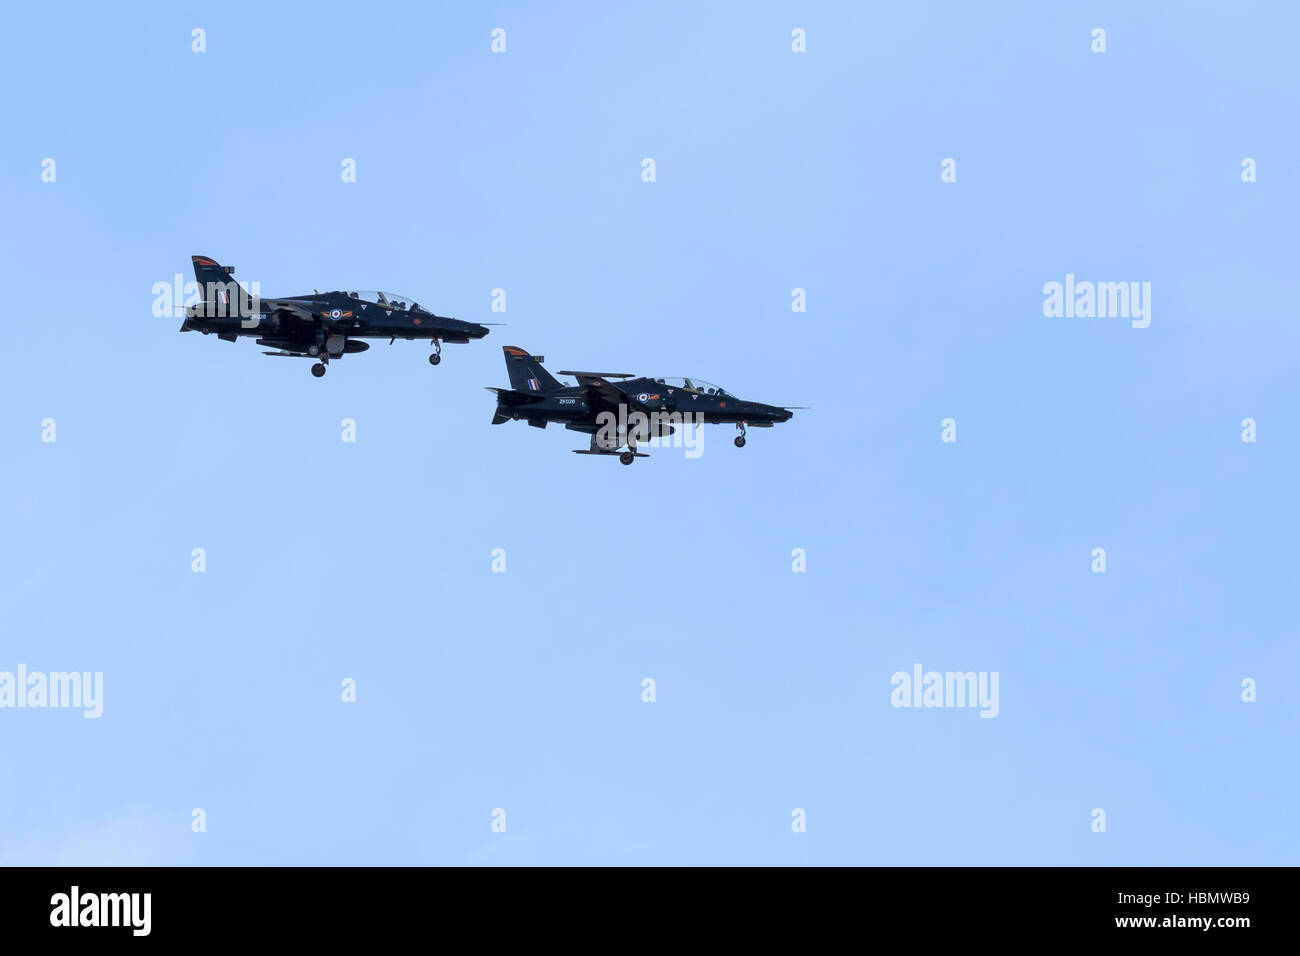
[349, 290, 423, 311]
[653, 377, 730, 396]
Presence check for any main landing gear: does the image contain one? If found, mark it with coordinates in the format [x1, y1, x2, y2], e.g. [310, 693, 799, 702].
[429, 340, 442, 366]
[574, 430, 648, 465]
[620, 432, 642, 464]
[734, 422, 747, 448]
[308, 342, 329, 378]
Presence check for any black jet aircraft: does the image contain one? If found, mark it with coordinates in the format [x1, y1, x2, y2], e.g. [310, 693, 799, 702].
[179, 255, 490, 377]
[487, 346, 797, 464]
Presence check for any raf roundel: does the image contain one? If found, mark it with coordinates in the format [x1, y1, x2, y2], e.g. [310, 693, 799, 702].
[637, 392, 649, 403]
[330, 308, 342, 319]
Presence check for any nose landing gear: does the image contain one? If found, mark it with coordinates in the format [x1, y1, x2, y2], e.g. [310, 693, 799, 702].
[734, 422, 747, 448]
[429, 340, 442, 366]
[311, 362, 327, 378]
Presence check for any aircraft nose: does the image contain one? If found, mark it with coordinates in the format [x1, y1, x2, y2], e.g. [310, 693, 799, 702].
[741, 402, 791, 423]
[752, 402, 791, 422]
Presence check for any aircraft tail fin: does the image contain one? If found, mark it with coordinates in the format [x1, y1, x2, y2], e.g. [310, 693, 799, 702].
[190, 255, 248, 312]
[502, 346, 564, 393]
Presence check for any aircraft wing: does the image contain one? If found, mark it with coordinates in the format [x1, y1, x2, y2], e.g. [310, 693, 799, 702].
[264, 300, 319, 323]
[557, 370, 634, 379]
[562, 372, 632, 409]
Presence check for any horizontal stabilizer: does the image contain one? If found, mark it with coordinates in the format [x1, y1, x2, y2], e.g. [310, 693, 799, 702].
[485, 386, 544, 406]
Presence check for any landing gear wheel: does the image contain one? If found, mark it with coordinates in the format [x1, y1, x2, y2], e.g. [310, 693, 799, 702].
[428, 353, 441, 366]
[311, 363, 327, 378]
[619, 451, 635, 465]
[734, 435, 746, 448]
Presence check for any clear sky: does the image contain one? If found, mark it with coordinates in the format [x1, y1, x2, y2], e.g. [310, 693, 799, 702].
[1, 1, 1296, 865]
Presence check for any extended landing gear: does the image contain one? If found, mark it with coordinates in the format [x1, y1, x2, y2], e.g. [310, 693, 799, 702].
[622, 432, 642, 465]
[308, 338, 329, 377]
[734, 422, 747, 448]
[429, 341, 442, 366]
[574, 431, 648, 464]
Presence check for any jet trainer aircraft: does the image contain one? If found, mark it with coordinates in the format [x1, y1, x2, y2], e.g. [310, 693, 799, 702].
[488, 346, 797, 464]
[179, 255, 490, 377]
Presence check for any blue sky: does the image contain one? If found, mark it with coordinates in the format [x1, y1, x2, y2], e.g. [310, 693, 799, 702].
[1, 1, 1296, 865]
